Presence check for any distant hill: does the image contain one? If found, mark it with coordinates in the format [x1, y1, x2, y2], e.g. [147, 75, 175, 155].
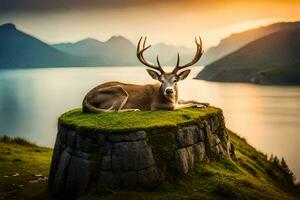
[200, 21, 300, 65]
[53, 38, 197, 66]
[0, 23, 102, 68]
[196, 28, 300, 85]
[53, 36, 139, 66]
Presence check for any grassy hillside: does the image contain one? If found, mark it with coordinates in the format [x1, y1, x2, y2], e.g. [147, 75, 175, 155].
[196, 28, 300, 85]
[1, 131, 299, 200]
[0, 136, 53, 200]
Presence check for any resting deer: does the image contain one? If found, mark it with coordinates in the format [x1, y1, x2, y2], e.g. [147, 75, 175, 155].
[82, 37, 208, 112]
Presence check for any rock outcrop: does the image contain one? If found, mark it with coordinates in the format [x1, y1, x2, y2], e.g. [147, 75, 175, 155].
[48, 107, 235, 199]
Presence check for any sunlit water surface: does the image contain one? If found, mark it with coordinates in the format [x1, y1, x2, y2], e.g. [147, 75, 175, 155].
[0, 67, 300, 179]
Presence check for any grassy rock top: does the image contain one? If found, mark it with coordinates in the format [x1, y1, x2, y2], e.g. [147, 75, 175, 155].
[58, 107, 221, 134]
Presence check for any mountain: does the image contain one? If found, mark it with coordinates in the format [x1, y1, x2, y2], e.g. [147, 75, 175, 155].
[0, 23, 101, 68]
[196, 28, 300, 85]
[200, 21, 300, 65]
[53, 36, 139, 66]
[53, 37, 197, 66]
[52, 38, 104, 57]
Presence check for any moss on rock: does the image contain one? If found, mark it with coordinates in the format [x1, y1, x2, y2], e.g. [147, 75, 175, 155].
[147, 131, 177, 174]
[58, 107, 221, 135]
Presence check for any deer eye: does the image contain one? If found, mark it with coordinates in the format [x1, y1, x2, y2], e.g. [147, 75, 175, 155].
[173, 79, 177, 83]
[161, 80, 164, 83]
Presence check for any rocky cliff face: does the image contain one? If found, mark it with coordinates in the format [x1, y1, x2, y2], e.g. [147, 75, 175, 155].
[48, 108, 235, 199]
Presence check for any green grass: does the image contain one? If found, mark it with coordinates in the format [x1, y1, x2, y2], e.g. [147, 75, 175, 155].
[1, 130, 300, 200]
[0, 135, 37, 147]
[0, 136, 53, 200]
[59, 107, 220, 134]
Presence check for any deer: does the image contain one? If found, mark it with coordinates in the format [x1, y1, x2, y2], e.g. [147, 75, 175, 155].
[82, 36, 209, 112]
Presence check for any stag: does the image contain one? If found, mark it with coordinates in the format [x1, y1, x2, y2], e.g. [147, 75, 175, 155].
[82, 37, 208, 112]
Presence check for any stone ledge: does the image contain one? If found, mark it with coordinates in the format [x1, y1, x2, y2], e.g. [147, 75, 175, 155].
[49, 107, 236, 199]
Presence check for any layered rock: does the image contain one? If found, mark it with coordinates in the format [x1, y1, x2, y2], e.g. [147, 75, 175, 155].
[48, 108, 235, 199]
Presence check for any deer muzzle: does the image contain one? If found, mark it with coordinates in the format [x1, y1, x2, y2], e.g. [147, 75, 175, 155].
[165, 87, 174, 95]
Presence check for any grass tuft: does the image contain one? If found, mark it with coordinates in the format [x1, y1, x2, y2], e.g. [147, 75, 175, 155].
[0, 135, 36, 147]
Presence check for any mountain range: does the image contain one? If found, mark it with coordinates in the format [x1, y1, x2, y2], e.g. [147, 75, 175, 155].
[0, 23, 103, 68]
[54, 21, 300, 67]
[0, 23, 196, 68]
[52, 36, 138, 66]
[196, 28, 300, 84]
[0, 21, 300, 70]
[53, 38, 196, 66]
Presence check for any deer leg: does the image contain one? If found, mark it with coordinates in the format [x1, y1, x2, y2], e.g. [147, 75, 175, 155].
[95, 86, 140, 112]
[117, 94, 140, 112]
[115, 87, 140, 112]
[178, 100, 209, 107]
[84, 85, 140, 113]
[118, 108, 140, 112]
[175, 103, 198, 110]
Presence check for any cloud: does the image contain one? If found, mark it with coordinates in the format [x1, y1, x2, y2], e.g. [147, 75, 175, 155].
[1, 0, 297, 14]
[0, 0, 184, 13]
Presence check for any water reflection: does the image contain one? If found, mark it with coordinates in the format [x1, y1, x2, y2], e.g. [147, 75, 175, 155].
[0, 67, 300, 179]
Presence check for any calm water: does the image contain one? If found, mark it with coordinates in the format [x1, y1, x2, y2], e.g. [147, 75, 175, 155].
[0, 67, 300, 179]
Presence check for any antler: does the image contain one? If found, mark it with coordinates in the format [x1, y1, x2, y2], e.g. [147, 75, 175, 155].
[172, 37, 203, 74]
[137, 37, 165, 74]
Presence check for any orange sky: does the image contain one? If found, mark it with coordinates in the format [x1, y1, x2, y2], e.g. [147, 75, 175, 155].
[0, 0, 299, 48]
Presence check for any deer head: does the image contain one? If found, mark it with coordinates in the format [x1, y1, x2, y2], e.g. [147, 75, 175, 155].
[137, 37, 203, 101]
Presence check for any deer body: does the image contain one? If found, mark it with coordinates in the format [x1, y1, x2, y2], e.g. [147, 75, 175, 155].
[83, 81, 177, 112]
[82, 37, 208, 113]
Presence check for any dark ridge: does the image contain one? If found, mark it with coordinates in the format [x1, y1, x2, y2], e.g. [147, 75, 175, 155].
[196, 28, 300, 85]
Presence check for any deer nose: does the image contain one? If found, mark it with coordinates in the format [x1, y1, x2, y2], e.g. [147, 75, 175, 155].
[166, 88, 174, 94]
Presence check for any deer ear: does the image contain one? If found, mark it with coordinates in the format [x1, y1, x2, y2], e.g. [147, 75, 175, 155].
[178, 69, 191, 80]
[146, 69, 160, 80]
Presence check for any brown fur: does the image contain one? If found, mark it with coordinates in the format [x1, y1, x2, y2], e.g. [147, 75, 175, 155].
[82, 81, 178, 112]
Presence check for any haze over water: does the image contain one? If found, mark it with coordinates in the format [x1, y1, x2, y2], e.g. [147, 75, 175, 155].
[0, 66, 300, 179]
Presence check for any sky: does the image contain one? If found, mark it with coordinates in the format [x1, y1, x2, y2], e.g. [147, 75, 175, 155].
[0, 0, 299, 48]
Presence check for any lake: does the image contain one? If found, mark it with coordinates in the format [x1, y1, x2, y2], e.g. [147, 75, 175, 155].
[0, 66, 300, 179]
